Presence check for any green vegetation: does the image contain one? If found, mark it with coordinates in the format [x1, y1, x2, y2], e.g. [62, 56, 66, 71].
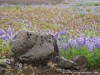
[76, 1, 100, 6]
[60, 48, 100, 71]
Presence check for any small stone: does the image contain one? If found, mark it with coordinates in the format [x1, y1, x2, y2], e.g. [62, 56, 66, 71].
[79, 68, 88, 72]
[72, 56, 87, 69]
[75, 66, 80, 70]
[52, 56, 76, 69]
[54, 68, 62, 73]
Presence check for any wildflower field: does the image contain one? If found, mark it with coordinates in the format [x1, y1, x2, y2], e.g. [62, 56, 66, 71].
[0, 0, 100, 74]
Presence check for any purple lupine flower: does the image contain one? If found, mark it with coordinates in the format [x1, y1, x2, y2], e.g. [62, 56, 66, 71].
[76, 34, 85, 47]
[6, 28, 14, 37]
[85, 41, 89, 48]
[73, 40, 79, 49]
[27, 22, 32, 29]
[10, 28, 14, 37]
[85, 37, 90, 43]
[0, 29, 6, 35]
[6, 59, 11, 64]
[55, 32, 59, 37]
[56, 34, 61, 41]
[82, 25, 87, 30]
[76, 0, 83, 3]
[92, 36, 98, 48]
[19, 63, 23, 69]
[68, 38, 73, 48]
[62, 42, 68, 51]
[96, 38, 100, 48]
[24, 19, 28, 23]
[6, 28, 10, 34]
[2, 34, 10, 41]
[60, 28, 66, 35]
[76, 37, 85, 47]
[93, 39, 98, 48]
[92, 35, 97, 40]
[89, 42, 95, 53]
[85, 34, 92, 48]
[79, 34, 85, 46]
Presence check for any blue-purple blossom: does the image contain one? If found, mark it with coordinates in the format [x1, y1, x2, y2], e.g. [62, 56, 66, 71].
[96, 38, 100, 48]
[10, 28, 14, 37]
[85, 40, 90, 48]
[27, 22, 32, 29]
[6, 28, 14, 37]
[56, 34, 61, 41]
[76, 0, 83, 3]
[55, 30, 100, 52]
[1, 30, 13, 47]
[6, 28, 11, 35]
[62, 42, 68, 51]
[19, 63, 23, 69]
[92, 35, 97, 40]
[2, 34, 10, 41]
[89, 42, 95, 53]
[68, 38, 73, 48]
[82, 25, 87, 30]
[0, 29, 6, 35]
[74, 40, 79, 49]
[79, 34, 85, 46]
[76, 37, 85, 47]
[60, 29, 66, 35]
[24, 19, 28, 23]
[55, 32, 59, 37]
[6, 59, 11, 64]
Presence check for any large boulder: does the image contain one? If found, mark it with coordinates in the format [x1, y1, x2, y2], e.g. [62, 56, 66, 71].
[10, 29, 59, 65]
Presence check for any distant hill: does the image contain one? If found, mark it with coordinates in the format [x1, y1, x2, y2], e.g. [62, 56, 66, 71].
[0, 0, 64, 5]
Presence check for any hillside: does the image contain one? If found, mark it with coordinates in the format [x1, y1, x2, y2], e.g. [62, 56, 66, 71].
[0, 0, 64, 5]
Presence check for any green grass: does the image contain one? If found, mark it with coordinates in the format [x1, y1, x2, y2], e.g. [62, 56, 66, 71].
[0, 39, 3, 52]
[76, 1, 100, 6]
[0, 39, 11, 54]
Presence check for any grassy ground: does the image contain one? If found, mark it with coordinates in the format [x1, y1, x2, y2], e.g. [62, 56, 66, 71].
[0, 0, 63, 5]
[0, 6, 100, 35]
